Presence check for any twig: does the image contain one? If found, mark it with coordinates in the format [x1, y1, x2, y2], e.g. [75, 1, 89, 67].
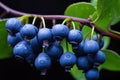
[0, 1, 120, 40]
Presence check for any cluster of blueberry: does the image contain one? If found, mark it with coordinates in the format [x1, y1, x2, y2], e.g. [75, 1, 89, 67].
[6, 18, 106, 80]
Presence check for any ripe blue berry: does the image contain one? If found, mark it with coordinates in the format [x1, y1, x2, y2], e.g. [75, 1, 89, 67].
[68, 29, 83, 45]
[93, 35, 104, 49]
[99, 39, 104, 49]
[59, 52, 76, 72]
[20, 24, 38, 39]
[52, 24, 69, 40]
[37, 28, 52, 46]
[6, 18, 22, 35]
[34, 53, 51, 75]
[77, 56, 92, 71]
[83, 40, 99, 55]
[45, 42, 63, 60]
[30, 36, 42, 54]
[73, 41, 86, 56]
[7, 32, 23, 47]
[94, 51, 106, 66]
[13, 41, 33, 58]
[85, 68, 99, 80]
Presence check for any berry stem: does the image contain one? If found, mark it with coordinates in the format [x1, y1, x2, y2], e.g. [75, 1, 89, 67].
[32, 16, 37, 25]
[41, 16, 46, 28]
[71, 21, 76, 30]
[18, 14, 31, 21]
[90, 26, 95, 40]
[62, 18, 71, 24]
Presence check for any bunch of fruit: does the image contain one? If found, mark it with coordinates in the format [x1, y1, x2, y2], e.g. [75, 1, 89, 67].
[5, 17, 106, 80]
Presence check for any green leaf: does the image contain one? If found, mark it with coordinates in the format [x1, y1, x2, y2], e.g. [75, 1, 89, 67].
[100, 49, 120, 71]
[102, 36, 110, 50]
[92, 0, 120, 29]
[65, 2, 96, 19]
[111, 0, 120, 25]
[60, 39, 67, 53]
[92, 0, 114, 31]
[92, 0, 120, 47]
[60, 38, 73, 53]
[91, 0, 120, 49]
[71, 65, 86, 80]
[0, 19, 13, 59]
[91, 0, 97, 8]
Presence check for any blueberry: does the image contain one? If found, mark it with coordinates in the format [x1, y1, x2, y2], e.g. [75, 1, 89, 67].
[83, 40, 99, 55]
[99, 39, 104, 49]
[37, 28, 52, 46]
[45, 41, 63, 60]
[52, 24, 69, 40]
[73, 41, 86, 56]
[77, 56, 92, 71]
[93, 35, 104, 49]
[20, 24, 38, 39]
[59, 52, 76, 72]
[7, 32, 23, 47]
[6, 18, 22, 35]
[13, 41, 33, 58]
[85, 68, 99, 80]
[30, 36, 42, 54]
[68, 29, 83, 45]
[34, 52, 51, 75]
[94, 51, 106, 66]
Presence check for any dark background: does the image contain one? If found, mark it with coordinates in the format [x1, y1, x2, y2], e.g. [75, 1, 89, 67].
[0, 0, 120, 80]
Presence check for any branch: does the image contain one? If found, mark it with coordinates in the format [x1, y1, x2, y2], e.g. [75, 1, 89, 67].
[0, 1, 120, 40]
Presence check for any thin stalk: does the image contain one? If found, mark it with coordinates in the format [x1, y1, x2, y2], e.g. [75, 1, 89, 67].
[32, 16, 37, 25]
[62, 18, 71, 24]
[71, 21, 76, 30]
[90, 26, 95, 40]
[41, 16, 46, 28]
